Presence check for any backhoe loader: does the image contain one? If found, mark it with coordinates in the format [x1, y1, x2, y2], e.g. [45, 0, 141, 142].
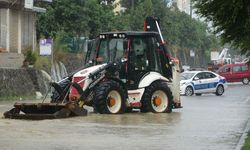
[4, 17, 181, 119]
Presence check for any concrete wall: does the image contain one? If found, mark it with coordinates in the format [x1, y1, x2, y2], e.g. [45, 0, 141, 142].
[0, 53, 24, 68]
[0, 68, 50, 97]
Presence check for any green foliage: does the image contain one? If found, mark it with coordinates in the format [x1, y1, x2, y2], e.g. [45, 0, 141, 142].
[53, 31, 69, 62]
[193, 0, 250, 55]
[120, 0, 220, 65]
[37, 0, 118, 39]
[242, 131, 250, 150]
[37, 0, 88, 38]
[23, 49, 38, 66]
[35, 56, 51, 72]
[37, 0, 221, 66]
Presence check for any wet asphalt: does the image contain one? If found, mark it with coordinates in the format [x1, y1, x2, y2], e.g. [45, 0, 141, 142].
[0, 83, 250, 150]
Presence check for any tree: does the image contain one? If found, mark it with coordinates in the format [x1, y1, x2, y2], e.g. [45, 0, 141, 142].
[193, 0, 250, 55]
[128, 0, 153, 30]
[37, 0, 117, 39]
[37, 0, 88, 38]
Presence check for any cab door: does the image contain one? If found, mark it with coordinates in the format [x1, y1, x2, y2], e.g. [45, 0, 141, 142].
[203, 72, 218, 92]
[218, 66, 233, 82]
[192, 72, 207, 93]
[126, 36, 162, 90]
[232, 65, 243, 82]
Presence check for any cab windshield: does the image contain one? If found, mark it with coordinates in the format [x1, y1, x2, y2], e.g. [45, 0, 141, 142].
[97, 38, 125, 63]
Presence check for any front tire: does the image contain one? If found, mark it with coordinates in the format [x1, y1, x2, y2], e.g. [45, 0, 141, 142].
[93, 80, 126, 114]
[242, 77, 249, 85]
[141, 81, 173, 113]
[185, 86, 194, 96]
[215, 85, 224, 96]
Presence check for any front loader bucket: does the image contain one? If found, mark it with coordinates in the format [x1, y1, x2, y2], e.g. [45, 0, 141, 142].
[4, 102, 87, 120]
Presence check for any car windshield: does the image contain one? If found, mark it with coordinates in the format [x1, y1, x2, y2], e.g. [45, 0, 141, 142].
[181, 72, 196, 80]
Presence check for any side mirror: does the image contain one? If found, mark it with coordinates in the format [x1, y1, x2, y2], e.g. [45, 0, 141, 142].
[121, 58, 128, 63]
[193, 77, 199, 80]
[169, 60, 174, 66]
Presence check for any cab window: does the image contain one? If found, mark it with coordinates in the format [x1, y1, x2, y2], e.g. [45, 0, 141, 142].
[195, 73, 204, 80]
[129, 37, 161, 72]
[222, 67, 230, 73]
[98, 40, 109, 63]
[241, 65, 248, 71]
[98, 38, 125, 63]
[233, 66, 241, 72]
[204, 72, 216, 79]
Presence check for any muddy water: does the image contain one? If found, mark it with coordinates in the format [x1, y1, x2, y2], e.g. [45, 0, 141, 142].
[0, 83, 250, 150]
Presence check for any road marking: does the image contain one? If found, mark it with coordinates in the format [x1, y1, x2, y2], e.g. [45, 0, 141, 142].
[244, 96, 250, 103]
[235, 118, 250, 150]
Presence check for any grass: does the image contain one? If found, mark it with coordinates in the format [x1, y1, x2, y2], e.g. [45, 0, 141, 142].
[242, 132, 250, 150]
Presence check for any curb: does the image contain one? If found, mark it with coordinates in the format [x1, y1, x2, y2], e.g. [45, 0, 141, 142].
[235, 117, 250, 150]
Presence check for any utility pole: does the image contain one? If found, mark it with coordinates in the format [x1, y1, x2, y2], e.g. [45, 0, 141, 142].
[190, 0, 192, 18]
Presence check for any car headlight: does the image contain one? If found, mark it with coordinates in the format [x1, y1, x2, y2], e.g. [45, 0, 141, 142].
[180, 82, 186, 86]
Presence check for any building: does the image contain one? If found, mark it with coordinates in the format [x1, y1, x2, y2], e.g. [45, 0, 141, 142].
[0, 0, 36, 54]
[0, 0, 50, 68]
[113, 0, 126, 14]
[175, 0, 191, 15]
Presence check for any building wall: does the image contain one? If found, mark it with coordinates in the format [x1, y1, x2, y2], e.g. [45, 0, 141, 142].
[0, 9, 7, 50]
[9, 9, 19, 53]
[21, 11, 35, 50]
[0, 8, 35, 53]
[113, 0, 121, 13]
[176, 0, 191, 15]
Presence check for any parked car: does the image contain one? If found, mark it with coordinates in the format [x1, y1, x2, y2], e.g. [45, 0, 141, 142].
[216, 63, 250, 85]
[180, 71, 227, 96]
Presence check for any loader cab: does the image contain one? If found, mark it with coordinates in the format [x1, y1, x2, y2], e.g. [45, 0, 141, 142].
[95, 32, 172, 89]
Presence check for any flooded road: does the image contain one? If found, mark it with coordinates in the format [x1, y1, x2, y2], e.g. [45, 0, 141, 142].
[0, 83, 250, 150]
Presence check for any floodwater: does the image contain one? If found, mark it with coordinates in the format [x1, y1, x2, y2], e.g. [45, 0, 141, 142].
[0, 83, 250, 150]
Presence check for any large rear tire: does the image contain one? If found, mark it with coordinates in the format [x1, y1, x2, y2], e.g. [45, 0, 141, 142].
[93, 80, 126, 114]
[141, 81, 173, 113]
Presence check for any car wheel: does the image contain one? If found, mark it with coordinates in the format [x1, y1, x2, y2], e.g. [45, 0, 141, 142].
[185, 86, 193, 96]
[215, 85, 224, 96]
[195, 93, 202, 96]
[242, 77, 249, 85]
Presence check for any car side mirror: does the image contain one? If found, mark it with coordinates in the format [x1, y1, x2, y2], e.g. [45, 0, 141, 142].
[121, 58, 127, 63]
[193, 77, 199, 80]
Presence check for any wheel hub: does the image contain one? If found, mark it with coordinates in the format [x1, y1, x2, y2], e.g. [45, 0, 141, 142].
[153, 96, 162, 107]
[108, 97, 116, 107]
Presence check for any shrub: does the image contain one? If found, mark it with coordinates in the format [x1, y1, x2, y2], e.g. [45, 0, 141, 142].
[23, 49, 38, 67]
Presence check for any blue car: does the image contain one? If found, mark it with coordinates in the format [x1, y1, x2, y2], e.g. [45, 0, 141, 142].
[180, 71, 227, 96]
